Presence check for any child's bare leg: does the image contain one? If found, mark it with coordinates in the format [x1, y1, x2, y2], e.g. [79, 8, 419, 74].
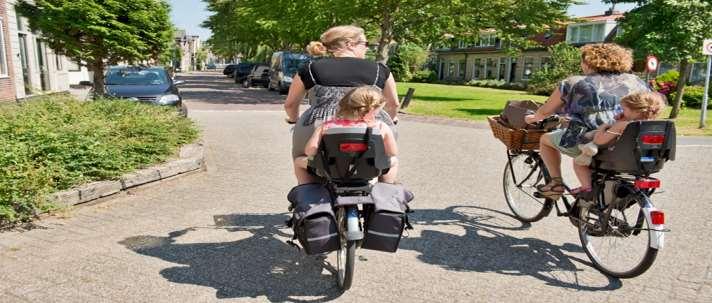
[572, 160, 592, 189]
[379, 157, 398, 183]
[293, 158, 317, 184]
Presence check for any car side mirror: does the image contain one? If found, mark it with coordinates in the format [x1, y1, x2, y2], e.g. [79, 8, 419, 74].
[79, 81, 93, 86]
[174, 80, 186, 85]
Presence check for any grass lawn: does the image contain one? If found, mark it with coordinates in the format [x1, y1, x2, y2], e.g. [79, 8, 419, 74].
[397, 82, 712, 136]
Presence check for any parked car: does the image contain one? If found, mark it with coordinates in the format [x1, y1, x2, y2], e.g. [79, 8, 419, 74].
[223, 64, 239, 77]
[206, 63, 217, 70]
[242, 64, 270, 88]
[269, 52, 310, 94]
[233, 63, 256, 83]
[102, 66, 185, 107]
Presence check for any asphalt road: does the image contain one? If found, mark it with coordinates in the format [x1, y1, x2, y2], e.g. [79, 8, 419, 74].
[1, 71, 711, 302]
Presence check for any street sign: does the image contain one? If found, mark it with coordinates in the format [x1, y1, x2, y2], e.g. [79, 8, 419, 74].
[703, 39, 712, 56]
[646, 55, 659, 73]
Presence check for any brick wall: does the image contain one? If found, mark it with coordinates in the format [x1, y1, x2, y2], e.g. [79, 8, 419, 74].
[0, 0, 16, 102]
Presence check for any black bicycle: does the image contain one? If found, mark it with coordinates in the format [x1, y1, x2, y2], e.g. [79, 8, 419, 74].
[500, 120, 675, 278]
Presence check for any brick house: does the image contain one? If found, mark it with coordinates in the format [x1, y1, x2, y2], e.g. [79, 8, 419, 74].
[0, 0, 16, 102]
[434, 12, 624, 85]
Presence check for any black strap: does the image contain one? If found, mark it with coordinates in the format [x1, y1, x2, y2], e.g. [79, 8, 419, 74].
[344, 127, 372, 181]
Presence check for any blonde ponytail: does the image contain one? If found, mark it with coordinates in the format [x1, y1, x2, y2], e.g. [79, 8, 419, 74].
[306, 41, 328, 57]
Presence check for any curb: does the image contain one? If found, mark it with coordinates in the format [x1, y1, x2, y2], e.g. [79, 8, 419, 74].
[47, 142, 206, 207]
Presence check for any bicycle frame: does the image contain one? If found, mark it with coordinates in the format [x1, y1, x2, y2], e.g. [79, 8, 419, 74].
[506, 150, 574, 216]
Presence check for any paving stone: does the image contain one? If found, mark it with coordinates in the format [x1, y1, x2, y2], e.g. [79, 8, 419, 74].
[120, 168, 161, 189]
[47, 190, 81, 207]
[77, 181, 123, 203]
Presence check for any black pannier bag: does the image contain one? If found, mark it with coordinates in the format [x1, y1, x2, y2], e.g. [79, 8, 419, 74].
[287, 183, 339, 255]
[362, 182, 414, 253]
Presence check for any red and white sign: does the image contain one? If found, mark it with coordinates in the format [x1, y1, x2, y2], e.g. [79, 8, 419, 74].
[646, 55, 659, 73]
[703, 39, 712, 56]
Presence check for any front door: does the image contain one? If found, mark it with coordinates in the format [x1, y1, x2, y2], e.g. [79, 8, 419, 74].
[36, 39, 50, 91]
[18, 34, 31, 95]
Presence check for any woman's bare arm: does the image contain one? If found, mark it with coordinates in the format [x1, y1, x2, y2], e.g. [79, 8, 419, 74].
[382, 73, 400, 119]
[284, 75, 307, 122]
[525, 88, 564, 123]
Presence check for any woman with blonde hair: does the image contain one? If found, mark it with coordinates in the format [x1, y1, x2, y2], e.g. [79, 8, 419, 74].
[524, 43, 651, 200]
[284, 25, 401, 184]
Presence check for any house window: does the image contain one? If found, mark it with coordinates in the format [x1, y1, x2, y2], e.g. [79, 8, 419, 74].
[473, 59, 481, 79]
[567, 23, 607, 44]
[0, 19, 7, 76]
[477, 33, 497, 47]
[522, 57, 534, 80]
[540, 57, 552, 70]
[448, 62, 456, 78]
[497, 57, 507, 80]
[67, 60, 81, 72]
[458, 60, 466, 78]
[486, 58, 496, 79]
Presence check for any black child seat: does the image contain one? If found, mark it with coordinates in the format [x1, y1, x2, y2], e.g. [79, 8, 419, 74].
[308, 125, 392, 190]
[594, 120, 676, 176]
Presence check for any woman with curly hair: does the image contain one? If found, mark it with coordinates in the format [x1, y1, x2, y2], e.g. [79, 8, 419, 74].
[524, 43, 651, 200]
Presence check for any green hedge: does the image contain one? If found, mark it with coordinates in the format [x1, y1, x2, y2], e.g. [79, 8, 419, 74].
[0, 95, 199, 224]
[679, 86, 712, 109]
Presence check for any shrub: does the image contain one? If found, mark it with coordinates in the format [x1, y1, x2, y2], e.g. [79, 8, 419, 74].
[411, 69, 437, 83]
[650, 70, 679, 96]
[0, 95, 199, 224]
[388, 43, 429, 82]
[656, 70, 679, 83]
[676, 86, 712, 109]
[527, 43, 581, 96]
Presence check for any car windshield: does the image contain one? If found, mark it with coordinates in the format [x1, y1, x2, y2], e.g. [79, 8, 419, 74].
[284, 55, 309, 76]
[106, 68, 168, 85]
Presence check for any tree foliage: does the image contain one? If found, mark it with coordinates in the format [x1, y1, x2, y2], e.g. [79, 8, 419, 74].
[527, 42, 581, 95]
[613, 0, 712, 118]
[17, 0, 175, 94]
[202, 0, 577, 63]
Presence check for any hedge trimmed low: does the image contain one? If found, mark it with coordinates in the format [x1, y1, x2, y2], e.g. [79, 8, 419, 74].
[0, 95, 199, 224]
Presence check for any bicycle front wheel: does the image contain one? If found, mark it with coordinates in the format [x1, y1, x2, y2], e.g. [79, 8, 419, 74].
[503, 153, 552, 222]
[335, 208, 355, 290]
[578, 196, 658, 278]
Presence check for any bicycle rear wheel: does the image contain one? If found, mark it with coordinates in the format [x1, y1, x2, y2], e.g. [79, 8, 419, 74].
[578, 196, 658, 278]
[335, 208, 355, 290]
[503, 153, 552, 222]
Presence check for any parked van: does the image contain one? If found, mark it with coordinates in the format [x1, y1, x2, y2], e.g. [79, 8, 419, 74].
[269, 52, 310, 94]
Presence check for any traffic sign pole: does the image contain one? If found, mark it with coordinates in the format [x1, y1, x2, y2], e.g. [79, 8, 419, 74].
[700, 55, 711, 128]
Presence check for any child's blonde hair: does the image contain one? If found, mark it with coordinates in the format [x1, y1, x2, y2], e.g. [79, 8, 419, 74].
[336, 86, 385, 120]
[621, 91, 666, 120]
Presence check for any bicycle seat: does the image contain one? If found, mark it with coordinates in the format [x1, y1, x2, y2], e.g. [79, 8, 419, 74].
[308, 125, 391, 191]
[594, 120, 676, 176]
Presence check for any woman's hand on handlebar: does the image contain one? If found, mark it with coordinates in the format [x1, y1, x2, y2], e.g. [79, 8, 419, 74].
[524, 114, 540, 125]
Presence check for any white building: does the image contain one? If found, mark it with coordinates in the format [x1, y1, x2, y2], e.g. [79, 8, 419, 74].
[5, 0, 70, 99]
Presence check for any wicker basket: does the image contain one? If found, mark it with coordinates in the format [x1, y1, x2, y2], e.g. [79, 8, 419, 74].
[487, 116, 546, 151]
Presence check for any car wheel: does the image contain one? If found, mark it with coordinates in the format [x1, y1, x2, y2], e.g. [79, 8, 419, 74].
[243, 79, 251, 88]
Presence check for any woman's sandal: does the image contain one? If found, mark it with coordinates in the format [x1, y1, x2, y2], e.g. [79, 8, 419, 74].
[536, 177, 565, 200]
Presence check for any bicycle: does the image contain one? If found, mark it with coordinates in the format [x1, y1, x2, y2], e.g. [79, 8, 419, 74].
[492, 116, 675, 278]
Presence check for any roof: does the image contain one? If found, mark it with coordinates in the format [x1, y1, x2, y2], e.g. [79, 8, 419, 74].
[577, 12, 624, 22]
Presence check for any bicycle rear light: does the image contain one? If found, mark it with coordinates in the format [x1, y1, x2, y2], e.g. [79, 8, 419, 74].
[650, 210, 665, 225]
[641, 134, 665, 145]
[339, 143, 368, 153]
[635, 179, 661, 189]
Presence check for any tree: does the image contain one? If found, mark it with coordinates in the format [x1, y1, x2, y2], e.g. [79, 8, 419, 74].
[203, 0, 578, 64]
[612, 0, 712, 118]
[527, 43, 581, 95]
[17, 0, 174, 95]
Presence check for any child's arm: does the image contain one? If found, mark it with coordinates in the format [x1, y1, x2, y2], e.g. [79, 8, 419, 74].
[593, 121, 629, 146]
[304, 125, 325, 157]
[381, 123, 398, 157]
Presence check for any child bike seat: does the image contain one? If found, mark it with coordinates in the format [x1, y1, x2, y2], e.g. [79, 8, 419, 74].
[594, 120, 676, 176]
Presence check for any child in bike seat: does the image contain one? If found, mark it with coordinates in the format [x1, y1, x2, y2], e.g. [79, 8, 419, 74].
[295, 86, 399, 183]
[572, 91, 665, 196]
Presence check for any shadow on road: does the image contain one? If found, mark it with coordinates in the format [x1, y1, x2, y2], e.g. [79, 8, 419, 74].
[119, 213, 342, 302]
[177, 72, 285, 105]
[400, 205, 623, 291]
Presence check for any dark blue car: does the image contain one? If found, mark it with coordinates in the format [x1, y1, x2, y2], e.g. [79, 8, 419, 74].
[104, 66, 185, 106]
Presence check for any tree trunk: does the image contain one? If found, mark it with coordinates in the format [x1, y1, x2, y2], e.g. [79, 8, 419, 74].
[91, 60, 106, 97]
[669, 60, 691, 119]
[376, 1, 399, 64]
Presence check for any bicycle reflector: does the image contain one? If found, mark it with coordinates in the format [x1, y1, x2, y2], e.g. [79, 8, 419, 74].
[635, 178, 661, 189]
[339, 143, 368, 153]
[650, 210, 665, 225]
[641, 134, 665, 145]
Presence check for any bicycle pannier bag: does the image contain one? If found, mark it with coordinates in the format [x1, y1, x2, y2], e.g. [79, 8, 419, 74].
[362, 183, 414, 253]
[287, 183, 339, 255]
[501, 100, 541, 129]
